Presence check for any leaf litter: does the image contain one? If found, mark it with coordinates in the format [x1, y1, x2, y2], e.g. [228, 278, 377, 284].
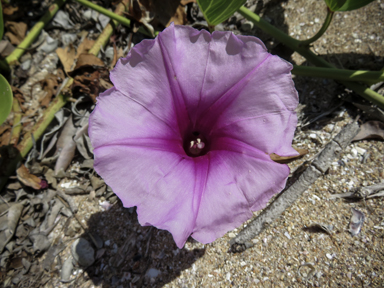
[0, 0, 384, 287]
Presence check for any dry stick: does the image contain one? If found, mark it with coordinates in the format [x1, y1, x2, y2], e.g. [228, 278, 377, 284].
[229, 121, 361, 252]
[0, 0, 130, 192]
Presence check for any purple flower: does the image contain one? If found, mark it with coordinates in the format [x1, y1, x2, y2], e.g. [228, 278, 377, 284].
[89, 24, 298, 248]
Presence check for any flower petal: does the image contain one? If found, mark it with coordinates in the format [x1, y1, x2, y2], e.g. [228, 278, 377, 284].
[110, 31, 189, 136]
[157, 25, 271, 125]
[89, 88, 181, 150]
[206, 55, 299, 156]
[93, 144, 197, 248]
[192, 141, 290, 243]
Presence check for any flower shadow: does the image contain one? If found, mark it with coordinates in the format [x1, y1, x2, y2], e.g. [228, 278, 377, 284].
[79, 200, 205, 287]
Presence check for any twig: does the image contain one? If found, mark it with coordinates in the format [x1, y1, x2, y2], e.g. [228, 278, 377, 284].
[229, 121, 360, 252]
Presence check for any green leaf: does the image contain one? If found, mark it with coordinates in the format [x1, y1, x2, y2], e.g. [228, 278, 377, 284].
[337, 0, 375, 11]
[0, 2, 4, 40]
[0, 74, 13, 125]
[324, 0, 375, 11]
[197, 0, 246, 26]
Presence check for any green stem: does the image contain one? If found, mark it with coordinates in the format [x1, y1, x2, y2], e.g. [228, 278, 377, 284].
[0, 0, 130, 193]
[74, 0, 154, 37]
[208, 24, 216, 33]
[4, 0, 66, 65]
[299, 8, 334, 47]
[238, 6, 384, 109]
[17, 0, 130, 158]
[292, 66, 384, 82]
[17, 86, 71, 157]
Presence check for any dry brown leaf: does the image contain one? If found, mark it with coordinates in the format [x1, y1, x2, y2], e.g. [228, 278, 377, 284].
[5, 21, 27, 45]
[166, 4, 187, 26]
[99, 78, 114, 90]
[353, 121, 384, 141]
[16, 164, 45, 190]
[72, 70, 107, 103]
[56, 36, 95, 75]
[11, 86, 26, 112]
[56, 45, 77, 74]
[55, 115, 77, 175]
[39, 74, 62, 108]
[270, 148, 308, 164]
[180, 0, 196, 4]
[2, 3, 24, 21]
[76, 38, 95, 55]
[0, 124, 11, 136]
[71, 53, 105, 72]
[0, 40, 15, 57]
[0, 131, 11, 146]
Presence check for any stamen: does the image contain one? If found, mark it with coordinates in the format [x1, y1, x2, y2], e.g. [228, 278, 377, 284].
[188, 138, 205, 155]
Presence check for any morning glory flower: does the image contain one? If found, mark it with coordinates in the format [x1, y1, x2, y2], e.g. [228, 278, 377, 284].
[89, 24, 299, 248]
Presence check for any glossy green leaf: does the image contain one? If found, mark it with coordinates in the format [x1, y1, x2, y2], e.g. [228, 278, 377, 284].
[0, 74, 13, 125]
[197, 0, 246, 26]
[324, 0, 375, 11]
[0, 2, 4, 40]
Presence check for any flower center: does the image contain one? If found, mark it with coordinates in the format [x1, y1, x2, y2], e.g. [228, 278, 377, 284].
[184, 131, 208, 157]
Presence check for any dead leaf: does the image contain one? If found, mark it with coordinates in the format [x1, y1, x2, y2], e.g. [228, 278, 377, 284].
[166, 4, 187, 26]
[11, 86, 27, 112]
[270, 148, 308, 164]
[180, 0, 196, 4]
[69, 53, 105, 74]
[71, 65, 110, 103]
[16, 164, 45, 190]
[139, 0, 187, 28]
[0, 40, 15, 57]
[2, 4, 24, 21]
[39, 74, 62, 108]
[5, 21, 27, 45]
[0, 124, 11, 136]
[99, 78, 113, 90]
[353, 121, 384, 141]
[56, 45, 77, 74]
[55, 115, 77, 175]
[0, 131, 11, 146]
[7, 202, 24, 231]
[56, 36, 95, 75]
[76, 38, 95, 55]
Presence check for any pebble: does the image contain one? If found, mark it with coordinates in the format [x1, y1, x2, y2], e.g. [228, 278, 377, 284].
[71, 238, 95, 267]
[228, 232, 236, 238]
[146, 268, 160, 278]
[284, 232, 291, 239]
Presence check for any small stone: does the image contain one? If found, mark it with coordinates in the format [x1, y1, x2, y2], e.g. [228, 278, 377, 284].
[146, 268, 160, 279]
[71, 238, 95, 267]
[228, 232, 236, 238]
[284, 232, 291, 239]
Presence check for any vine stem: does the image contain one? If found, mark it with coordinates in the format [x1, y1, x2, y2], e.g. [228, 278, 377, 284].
[4, 0, 66, 66]
[299, 7, 334, 47]
[0, 0, 130, 192]
[237, 6, 384, 109]
[291, 66, 384, 82]
[74, 0, 154, 37]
